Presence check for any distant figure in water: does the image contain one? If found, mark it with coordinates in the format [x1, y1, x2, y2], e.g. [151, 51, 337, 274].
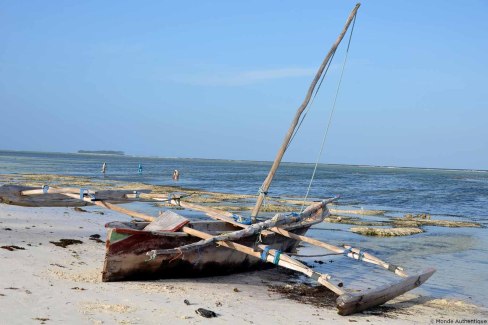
[138, 163, 143, 175]
[172, 169, 180, 181]
[101, 162, 107, 174]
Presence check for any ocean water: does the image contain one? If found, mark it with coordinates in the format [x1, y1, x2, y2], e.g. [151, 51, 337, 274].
[1, 150, 487, 306]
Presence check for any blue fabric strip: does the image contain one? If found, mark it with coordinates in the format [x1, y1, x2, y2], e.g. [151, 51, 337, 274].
[261, 246, 270, 262]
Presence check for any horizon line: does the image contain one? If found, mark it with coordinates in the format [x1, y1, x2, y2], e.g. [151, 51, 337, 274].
[0, 148, 486, 173]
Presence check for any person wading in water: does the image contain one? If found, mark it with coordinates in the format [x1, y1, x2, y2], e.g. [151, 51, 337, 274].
[172, 169, 179, 181]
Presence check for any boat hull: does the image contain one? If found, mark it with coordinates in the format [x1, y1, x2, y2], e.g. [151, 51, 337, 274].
[102, 220, 311, 282]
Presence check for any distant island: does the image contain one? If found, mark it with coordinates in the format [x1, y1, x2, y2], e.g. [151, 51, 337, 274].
[77, 150, 125, 156]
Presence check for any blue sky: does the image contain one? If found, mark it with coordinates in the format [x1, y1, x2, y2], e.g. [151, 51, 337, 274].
[1, 1, 487, 169]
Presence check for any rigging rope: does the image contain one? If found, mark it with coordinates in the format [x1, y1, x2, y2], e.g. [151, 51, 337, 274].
[300, 14, 357, 212]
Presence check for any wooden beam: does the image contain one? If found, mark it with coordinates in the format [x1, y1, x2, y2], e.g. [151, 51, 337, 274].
[176, 201, 244, 228]
[250, 3, 361, 221]
[21, 187, 81, 195]
[270, 227, 408, 277]
[60, 193, 155, 222]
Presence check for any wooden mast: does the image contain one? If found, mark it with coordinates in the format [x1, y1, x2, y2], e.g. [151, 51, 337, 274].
[250, 3, 360, 222]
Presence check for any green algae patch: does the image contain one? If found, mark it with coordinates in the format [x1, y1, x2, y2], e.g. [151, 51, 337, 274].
[351, 227, 424, 237]
[393, 214, 482, 228]
[325, 216, 386, 227]
[210, 205, 249, 212]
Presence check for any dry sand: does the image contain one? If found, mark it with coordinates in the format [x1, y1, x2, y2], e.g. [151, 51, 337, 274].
[1, 203, 487, 325]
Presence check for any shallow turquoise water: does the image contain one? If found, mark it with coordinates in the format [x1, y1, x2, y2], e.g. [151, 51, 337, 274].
[1, 150, 487, 306]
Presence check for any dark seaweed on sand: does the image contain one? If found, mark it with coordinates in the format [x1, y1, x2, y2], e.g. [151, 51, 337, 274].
[49, 239, 83, 248]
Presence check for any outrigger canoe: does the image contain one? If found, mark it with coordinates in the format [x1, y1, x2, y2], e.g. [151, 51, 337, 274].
[102, 203, 324, 282]
[0, 3, 436, 315]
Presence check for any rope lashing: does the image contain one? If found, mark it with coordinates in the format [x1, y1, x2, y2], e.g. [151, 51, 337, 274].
[80, 188, 88, 200]
[260, 246, 282, 265]
[253, 230, 263, 251]
[133, 190, 140, 199]
[258, 187, 268, 196]
[168, 194, 181, 205]
[343, 247, 353, 256]
[259, 186, 269, 210]
[273, 250, 282, 265]
[358, 250, 365, 261]
[232, 214, 252, 225]
[343, 247, 365, 260]
[146, 250, 157, 262]
[42, 185, 49, 194]
[260, 246, 271, 262]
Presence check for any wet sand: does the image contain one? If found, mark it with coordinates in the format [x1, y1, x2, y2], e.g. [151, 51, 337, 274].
[1, 203, 487, 324]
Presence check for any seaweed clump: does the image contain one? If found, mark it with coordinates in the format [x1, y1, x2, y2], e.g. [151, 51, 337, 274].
[50, 239, 83, 248]
[268, 283, 337, 308]
[350, 227, 424, 237]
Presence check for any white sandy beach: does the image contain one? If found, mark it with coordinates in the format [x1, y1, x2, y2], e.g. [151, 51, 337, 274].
[1, 203, 487, 325]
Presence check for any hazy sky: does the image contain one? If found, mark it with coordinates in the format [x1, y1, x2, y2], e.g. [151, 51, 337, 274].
[1, 1, 487, 169]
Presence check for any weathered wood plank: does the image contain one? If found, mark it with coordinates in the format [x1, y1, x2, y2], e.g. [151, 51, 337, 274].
[143, 210, 189, 232]
[336, 268, 436, 315]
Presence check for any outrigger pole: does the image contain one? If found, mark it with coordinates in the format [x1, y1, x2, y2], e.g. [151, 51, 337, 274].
[250, 3, 361, 222]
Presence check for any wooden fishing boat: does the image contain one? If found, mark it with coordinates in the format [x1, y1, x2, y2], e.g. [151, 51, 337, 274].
[102, 205, 324, 282]
[2, 3, 436, 315]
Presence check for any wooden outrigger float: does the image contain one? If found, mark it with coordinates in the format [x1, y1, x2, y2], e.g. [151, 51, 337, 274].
[0, 3, 435, 315]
